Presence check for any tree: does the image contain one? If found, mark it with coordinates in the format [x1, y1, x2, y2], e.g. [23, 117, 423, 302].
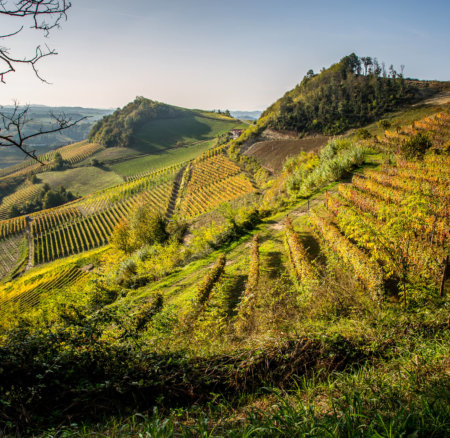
[0, 1, 87, 162]
[110, 219, 134, 253]
[131, 206, 168, 247]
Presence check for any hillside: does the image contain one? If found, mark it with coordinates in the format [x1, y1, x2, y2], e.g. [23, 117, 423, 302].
[0, 98, 448, 436]
[0, 53, 449, 436]
[231, 54, 450, 173]
[89, 97, 243, 153]
[0, 99, 245, 219]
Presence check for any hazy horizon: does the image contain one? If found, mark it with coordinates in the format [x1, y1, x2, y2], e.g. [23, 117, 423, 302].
[1, 0, 449, 111]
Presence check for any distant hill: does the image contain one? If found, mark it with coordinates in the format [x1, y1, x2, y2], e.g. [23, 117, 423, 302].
[230, 110, 262, 121]
[0, 98, 246, 217]
[0, 105, 113, 168]
[89, 97, 243, 153]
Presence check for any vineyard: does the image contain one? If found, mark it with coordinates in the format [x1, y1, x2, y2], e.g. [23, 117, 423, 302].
[179, 154, 256, 218]
[32, 181, 173, 264]
[0, 265, 88, 316]
[381, 112, 450, 152]
[0, 141, 104, 181]
[308, 151, 449, 302]
[0, 215, 26, 239]
[0, 233, 26, 279]
[0, 152, 258, 275]
[0, 182, 43, 220]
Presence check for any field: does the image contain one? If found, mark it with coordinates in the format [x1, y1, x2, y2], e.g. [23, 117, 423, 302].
[110, 138, 216, 177]
[133, 112, 243, 153]
[38, 166, 124, 196]
[244, 135, 329, 172]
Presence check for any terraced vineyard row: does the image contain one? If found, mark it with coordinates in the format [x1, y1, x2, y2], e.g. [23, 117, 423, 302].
[325, 193, 445, 286]
[309, 145, 449, 300]
[180, 174, 255, 218]
[337, 183, 448, 246]
[179, 154, 255, 218]
[0, 234, 26, 279]
[30, 207, 83, 235]
[310, 209, 384, 299]
[56, 141, 104, 164]
[364, 169, 449, 200]
[382, 111, 450, 150]
[77, 165, 176, 215]
[284, 217, 316, 283]
[33, 182, 173, 264]
[0, 183, 42, 220]
[0, 266, 88, 315]
[0, 216, 26, 239]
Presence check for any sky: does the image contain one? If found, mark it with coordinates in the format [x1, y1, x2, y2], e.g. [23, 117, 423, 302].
[1, 0, 449, 111]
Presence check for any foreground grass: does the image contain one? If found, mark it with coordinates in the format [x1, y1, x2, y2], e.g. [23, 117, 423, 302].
[40, 307, 449, 437]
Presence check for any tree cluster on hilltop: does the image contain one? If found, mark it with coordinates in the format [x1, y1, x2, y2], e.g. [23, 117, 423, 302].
[263, 53, 416, 135]
[88, 97, 183, 148]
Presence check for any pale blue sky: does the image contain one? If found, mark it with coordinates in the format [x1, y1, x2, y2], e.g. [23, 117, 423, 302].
[1, 0, 449, 110]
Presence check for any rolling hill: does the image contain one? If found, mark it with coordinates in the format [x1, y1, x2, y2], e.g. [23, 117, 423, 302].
[0, 99, 246, 218]
[0, 56, 448, 436]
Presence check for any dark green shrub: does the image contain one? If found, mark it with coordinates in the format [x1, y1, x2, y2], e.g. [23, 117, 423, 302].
[400, 132, 432, 158]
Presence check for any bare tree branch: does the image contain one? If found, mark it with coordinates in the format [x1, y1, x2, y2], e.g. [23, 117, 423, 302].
[0, 1, 80, 164]
[0, 0, 71, 82]
[0, 43, 57, 83]
[0, 102, 88, 164]
[0, 1, 71, 33]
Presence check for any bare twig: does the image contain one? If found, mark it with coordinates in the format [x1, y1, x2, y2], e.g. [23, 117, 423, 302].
[0, 102, 88, 164]
[0, 0, 72, 82]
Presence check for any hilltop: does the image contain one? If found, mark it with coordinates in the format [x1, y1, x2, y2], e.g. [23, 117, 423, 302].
[89, 96, 242, 153]
[0, 98, 245, 219]
[0, 55, 448, 436]
[230, 53, 450, 172]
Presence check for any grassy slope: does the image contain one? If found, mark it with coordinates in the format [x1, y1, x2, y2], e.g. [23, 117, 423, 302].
[38, 167, 124, 196]
[110, 138, 216, 177]
[133, 113, 243, 153]
[1, 115, 448, 435]
[1, 96, 448, 436]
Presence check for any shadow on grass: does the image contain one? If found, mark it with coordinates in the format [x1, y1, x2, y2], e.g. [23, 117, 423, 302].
[224, 274, 247, 317]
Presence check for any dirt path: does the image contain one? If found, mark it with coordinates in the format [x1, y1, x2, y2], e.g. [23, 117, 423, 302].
[25, 217, 34, 271]
[165, 164, 187, 220]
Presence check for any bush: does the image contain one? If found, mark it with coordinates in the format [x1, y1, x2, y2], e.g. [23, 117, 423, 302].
[110, 219, 134, 253]
[131, 206, 168, 248]
[355, 128, 372, 140]
[400, 132, 432, 159]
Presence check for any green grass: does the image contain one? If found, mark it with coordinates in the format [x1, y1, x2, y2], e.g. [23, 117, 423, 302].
[38, 166, 124, 196]
[133, 113, 244, 153]
[110, 139, 216, 177]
